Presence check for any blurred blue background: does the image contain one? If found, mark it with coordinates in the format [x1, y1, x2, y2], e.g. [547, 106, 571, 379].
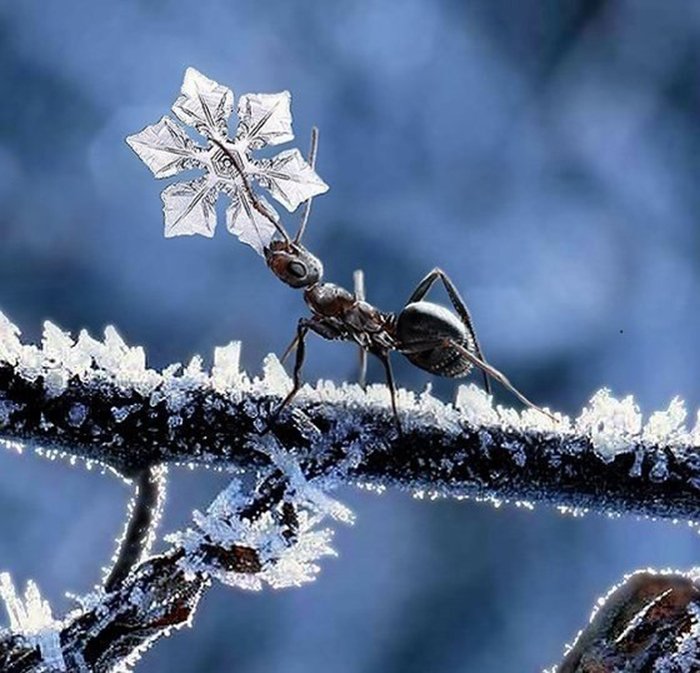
[1, 1, 700, 670]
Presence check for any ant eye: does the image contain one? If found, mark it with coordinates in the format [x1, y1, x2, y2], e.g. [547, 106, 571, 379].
[288, 261, 307, 279]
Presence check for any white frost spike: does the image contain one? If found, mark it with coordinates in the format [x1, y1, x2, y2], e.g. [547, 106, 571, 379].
[577, 389, 642, 462]
[455, 383, 498, 426]
[212, 341, 243, 392]
[127, 67, 329, 255]
[256, 434, 355, 524]
[643, 397, 687, 446]
[0, 573, 66, 671]
[261, 354, 292, 395]
[0, 311, 22, 365]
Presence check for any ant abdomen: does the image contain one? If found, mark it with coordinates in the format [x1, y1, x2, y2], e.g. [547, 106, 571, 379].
[396, 301, 475, 378]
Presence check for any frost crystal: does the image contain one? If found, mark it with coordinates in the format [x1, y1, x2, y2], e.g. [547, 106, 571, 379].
[212, 341, 244, 392]
[455, 384, 498, 426]
[168, 436, 352, 592]
[0, 312, 22, 365]
[643, 397, 687, 446]
[576, 389, 642, 461]
[127, 67, 329, 254]
[0, 573, 65, 671]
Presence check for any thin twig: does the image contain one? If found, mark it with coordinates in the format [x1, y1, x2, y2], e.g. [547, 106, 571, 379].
[104, 465, 168, 592]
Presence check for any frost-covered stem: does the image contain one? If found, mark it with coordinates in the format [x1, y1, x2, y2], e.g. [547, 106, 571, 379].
[104, 465, 167, 593]
[2, 357, 700, 521]
[557, 570, 700, 672]
[0, 549, 208, 673]
[0, 480, 279, 673]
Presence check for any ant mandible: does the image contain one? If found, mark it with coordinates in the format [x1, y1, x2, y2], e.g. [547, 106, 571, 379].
[221, 128, 554, 431]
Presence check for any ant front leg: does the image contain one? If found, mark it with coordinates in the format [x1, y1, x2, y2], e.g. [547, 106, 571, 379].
[408, 268, 491, 393]
[263, 318, 311, 432]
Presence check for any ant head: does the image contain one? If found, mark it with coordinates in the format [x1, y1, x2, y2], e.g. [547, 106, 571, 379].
[265, 240, 324, 289]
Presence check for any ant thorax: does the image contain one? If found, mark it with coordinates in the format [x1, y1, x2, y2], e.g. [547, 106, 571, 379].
[304, 283, 396, 349]
[304, 283, 355, 318]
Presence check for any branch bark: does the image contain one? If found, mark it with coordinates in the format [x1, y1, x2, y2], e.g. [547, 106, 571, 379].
[0, 549, 208, 672]
[1, 360, 700, 521]
[104, 465, 167, 593]
[558, 570, 700, 672]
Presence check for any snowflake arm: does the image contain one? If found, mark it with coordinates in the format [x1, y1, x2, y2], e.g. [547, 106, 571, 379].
[172, 67, 233, 140]
[236, 91, 294, 147]
[125, 116, 201, 179]
[161, 177, 219, 238]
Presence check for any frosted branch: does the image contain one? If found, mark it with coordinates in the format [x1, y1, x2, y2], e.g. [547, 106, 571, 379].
[2, 314, 700, 523]
[0, 433, 347, 672]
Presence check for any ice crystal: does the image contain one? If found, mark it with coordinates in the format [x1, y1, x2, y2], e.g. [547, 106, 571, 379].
[576, 389, 643, 461]
[0, 313, 21, 366]
[212, 341, 245, 392]
[0, 573, 65, 671]
[652, 601, 700, 672]
[169, 436, 352, 592]
[643, 397, 687, 446]
[127, 67, 329, 254]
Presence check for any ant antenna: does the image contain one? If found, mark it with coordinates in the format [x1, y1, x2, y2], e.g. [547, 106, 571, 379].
[294, 126, 319, 244]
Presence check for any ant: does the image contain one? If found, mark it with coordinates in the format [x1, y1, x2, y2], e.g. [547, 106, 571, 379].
[220, 129, 554, 431]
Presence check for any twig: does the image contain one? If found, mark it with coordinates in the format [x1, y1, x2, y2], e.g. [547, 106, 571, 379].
[104, 465, 168, 592]
[557, 570, 700, 672]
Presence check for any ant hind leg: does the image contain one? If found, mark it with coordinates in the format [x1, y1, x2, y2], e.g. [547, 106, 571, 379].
[447, 339, 556, 422]
[376, 352, 402, 435]
[354, 269, 368, 388]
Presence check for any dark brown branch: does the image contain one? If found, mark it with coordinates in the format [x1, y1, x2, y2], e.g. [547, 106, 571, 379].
[1, 360, 700, 521]
[558, 570, 700, 672]
[104, 465, 167, 592]
[0, 549, 206, 673]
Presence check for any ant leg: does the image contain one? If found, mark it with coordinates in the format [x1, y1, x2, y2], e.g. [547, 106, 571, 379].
[376, 352, 402, 434]
[358, 347, 368, 389]
[280, 333, 300, 365]
[406, 268, 491, 393]
[354, 269, 368, 388]
[264, 319, 310, 431]
[447, 339, 557, 422]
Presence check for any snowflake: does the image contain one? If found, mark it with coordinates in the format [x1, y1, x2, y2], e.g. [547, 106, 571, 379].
[126, 67, 329, 255]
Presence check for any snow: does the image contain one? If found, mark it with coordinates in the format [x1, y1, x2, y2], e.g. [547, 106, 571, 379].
[126, 67, 329, 255]
[0, 573, 65, 671]
[644, 397, 688, 446]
